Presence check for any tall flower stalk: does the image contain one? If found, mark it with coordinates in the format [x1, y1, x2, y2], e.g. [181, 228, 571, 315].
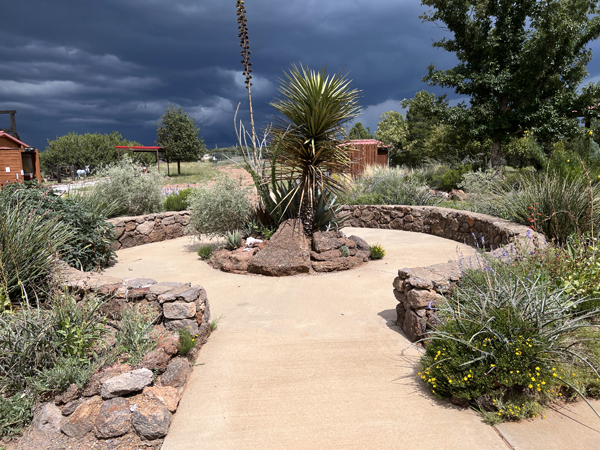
[236, 0, 258, 167]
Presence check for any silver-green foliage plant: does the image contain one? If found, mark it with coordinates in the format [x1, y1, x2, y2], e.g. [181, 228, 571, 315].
[458, 168, 504, 195]
[345, 166, 442, 207]
[187, 175, 253, 239]
[93, 155, 164, 217]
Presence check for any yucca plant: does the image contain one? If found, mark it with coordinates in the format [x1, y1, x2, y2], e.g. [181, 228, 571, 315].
[270, 63, 361, 235]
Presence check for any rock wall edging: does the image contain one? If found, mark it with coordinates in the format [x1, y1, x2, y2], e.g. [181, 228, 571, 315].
[341, 204, 539, 249]
[108, 211, 191, 251]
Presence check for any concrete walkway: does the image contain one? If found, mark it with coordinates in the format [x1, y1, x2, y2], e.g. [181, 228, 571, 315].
[103, 228, 600, 450]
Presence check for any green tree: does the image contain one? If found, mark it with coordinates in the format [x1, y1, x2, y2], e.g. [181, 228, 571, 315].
[374, 111, 408, 166]
[348, 122, 373, 139]
[422, 0, 600, 166]
[270, 64, 361, 236]
[40, 132, 141, 174]
[156, 105, 206, 175]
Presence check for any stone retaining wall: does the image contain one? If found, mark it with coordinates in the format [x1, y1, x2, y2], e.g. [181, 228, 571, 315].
[59, 264, 210, 339]
[28, 266, 213, 448]
[341, 204, 537, 249]
[108, 211, 191, 251]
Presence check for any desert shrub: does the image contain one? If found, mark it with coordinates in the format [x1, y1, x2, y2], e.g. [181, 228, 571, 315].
[163, 188, 192, 212]
[187, 175, 253, 238]
[31, 357, 95, 393]
[420, 259, 600, 423]
[93, 156, 164, 217]
[177, 328, 196, 356]
[489, 171, 600, 245]
[345, 166, 441, 206]
[114, 304, 156, 364]
[458, 168, 504, 194]
[369, 244, 385, 260]
[0, 182, 115, 274]
[433, 163, 473, 191]
[0, 393, 34, 438]
[197, 244, 213, 260]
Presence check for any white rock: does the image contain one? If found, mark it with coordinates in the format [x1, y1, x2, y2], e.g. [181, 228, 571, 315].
[101, 368, 154, 399]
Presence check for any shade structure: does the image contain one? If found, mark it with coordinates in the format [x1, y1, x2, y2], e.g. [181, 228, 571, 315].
[115, 146, 165, 171]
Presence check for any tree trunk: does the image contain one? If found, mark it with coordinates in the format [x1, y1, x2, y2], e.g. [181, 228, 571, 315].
[299, 190, 315, 237]
[177, 160, 181, 175]
[491, 141, 502, 168]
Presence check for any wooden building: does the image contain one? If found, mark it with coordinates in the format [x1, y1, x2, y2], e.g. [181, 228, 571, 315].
[0, 131, 42, 186]
[345, 139, 389, 178]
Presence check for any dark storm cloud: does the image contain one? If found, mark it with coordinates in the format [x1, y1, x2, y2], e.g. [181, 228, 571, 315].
[3, 0, 600, 151]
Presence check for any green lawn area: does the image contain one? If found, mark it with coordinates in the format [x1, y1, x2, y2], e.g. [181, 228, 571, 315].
[159, 161, 220, 185]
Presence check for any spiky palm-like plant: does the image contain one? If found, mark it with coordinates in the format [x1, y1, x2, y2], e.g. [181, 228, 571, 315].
[270, 64, 361, 235]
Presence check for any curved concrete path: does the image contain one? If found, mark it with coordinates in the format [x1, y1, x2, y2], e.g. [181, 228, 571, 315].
[102, 228, 599, 450]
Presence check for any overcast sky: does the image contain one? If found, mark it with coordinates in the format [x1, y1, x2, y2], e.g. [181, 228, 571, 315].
[3, 0, 600, 151]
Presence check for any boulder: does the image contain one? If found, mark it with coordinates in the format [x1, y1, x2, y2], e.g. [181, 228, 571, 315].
[142, 386, 181, 413]
[82, 364, 133, 397]
[62, 398, 84, 416]
[61, 396, 102, 438]
[402, 310, 426, 342]
[131, 399, 172, 440]
[101, 368, 154, 399]
[161, 357, 192, 390]
[142, 347, 171, 372]
[33, 402, 63, 433]
[54, 383, 81, 405]
[312, 257, 351, 273]
[312, 230, 346, 252]
[157, 336, 179, 357]
[210, 248, 255, 273]
[406, 289, 443, 309]
[158, 285, 200, 304]
[247, 219, 311, 276]
[126, 278, 157, 288]
[94, 397, 131, 439]
[348, 235, 369, 251]
[163, 301, 196, 320]
[164, 318, 199, 335]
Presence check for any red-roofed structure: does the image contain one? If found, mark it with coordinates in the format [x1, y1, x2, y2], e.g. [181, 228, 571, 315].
[0, 131, 41, 186]
[344, 139, 389, 178]
[115, 145, 165, 171]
